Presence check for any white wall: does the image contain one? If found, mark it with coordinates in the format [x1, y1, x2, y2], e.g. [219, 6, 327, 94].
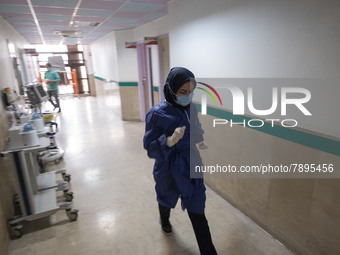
[114, 15, 169, 82]
[0, 16, 29, 93]
[91, 15, 169, 83]
[115, 29, 138, 82]
[134, 15, 168, 41]
[83, 45, 94, 74]
[168, 0, 340, 138]
[90, 31, 119, 81]
[169, 0, 340, 78]
[0, 16, 31, 254]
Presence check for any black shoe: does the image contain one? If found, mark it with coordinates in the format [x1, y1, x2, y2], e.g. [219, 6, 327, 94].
[161, 219, 172, 234]
[57, 108, 61, 113]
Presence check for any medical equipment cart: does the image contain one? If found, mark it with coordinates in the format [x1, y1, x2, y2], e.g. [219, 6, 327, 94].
[1, 135, 78, 238]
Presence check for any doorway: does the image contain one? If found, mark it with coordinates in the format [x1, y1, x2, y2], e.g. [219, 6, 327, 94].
[36, 45, 89, 95]
[136, 35, 169, 121]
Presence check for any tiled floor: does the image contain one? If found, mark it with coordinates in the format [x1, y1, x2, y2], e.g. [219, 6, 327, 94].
[8, 89, 294, 255]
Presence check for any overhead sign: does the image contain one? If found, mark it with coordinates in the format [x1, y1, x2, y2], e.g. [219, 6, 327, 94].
[144, 37, 157, 45]
[125, 42, 137, 48]
[24, 48, 38, 56]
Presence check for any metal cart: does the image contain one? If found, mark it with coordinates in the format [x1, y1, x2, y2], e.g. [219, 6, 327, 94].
[1, 136, 78, 238]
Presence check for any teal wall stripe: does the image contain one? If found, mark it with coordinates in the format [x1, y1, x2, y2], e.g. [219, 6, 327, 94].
[94, 76, 138, 87]
[93, 77, 145, 88]
[195, 103, 340, 157]
[118, 82, 138, 87]
[153, 87, 159, 92]
[94, 75, 106, 81]
[94, 76, 117, 83]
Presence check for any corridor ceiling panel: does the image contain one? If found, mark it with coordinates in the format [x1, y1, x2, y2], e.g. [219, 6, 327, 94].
[0, 0, 169, 45]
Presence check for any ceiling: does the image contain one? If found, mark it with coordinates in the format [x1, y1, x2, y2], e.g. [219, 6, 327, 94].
[0, 0, 169, 45]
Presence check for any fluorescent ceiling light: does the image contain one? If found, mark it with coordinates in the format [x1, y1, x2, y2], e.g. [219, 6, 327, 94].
[54, 30, 82, 36]
[27, 0, 45, 44]
[71, 21, 100, 27]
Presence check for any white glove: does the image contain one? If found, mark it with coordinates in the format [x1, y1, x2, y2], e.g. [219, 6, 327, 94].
[198, 141, 208, 150]
[44, 79, 49, 83]
[166, 126, 186, 147]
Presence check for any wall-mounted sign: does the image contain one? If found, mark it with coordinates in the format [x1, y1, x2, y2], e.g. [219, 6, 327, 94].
[24, 48, 38, 56]
[144, 37, 158, 45]
[125, 42, 137, 48]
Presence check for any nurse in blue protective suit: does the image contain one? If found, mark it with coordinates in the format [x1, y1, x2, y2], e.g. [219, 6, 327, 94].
[143, 67, 217, 255]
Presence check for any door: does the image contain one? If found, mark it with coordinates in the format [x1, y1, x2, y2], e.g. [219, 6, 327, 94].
[137, 41, 149, 121]
[136, 36, 170, 121]
[158, 36, 170, 102]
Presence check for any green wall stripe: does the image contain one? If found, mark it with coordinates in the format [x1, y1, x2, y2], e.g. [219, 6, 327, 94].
[94, 75, 106, 81]
[94, 77, 147, 88]
[153, 87, 159, 92]
[195, 103, 340, 157]
[118, 82, 138, 87]
[94, 76, 138, 87]
[94, 76, 118, 83]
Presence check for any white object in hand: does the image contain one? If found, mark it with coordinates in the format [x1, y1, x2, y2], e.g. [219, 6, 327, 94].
[166, 126, 186, 147]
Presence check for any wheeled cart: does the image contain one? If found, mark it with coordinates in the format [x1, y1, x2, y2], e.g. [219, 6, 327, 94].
[36, 119, 65, 166]
[33, 125, 73, 200]
[1, 136, 78, 238]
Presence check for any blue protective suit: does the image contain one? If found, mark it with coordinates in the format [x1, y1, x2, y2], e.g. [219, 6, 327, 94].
[143, 100, 206, 214]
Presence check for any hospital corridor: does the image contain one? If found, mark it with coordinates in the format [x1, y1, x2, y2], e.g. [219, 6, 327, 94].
[5, 90, 293, 255]
[1, 0, 340, 255]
